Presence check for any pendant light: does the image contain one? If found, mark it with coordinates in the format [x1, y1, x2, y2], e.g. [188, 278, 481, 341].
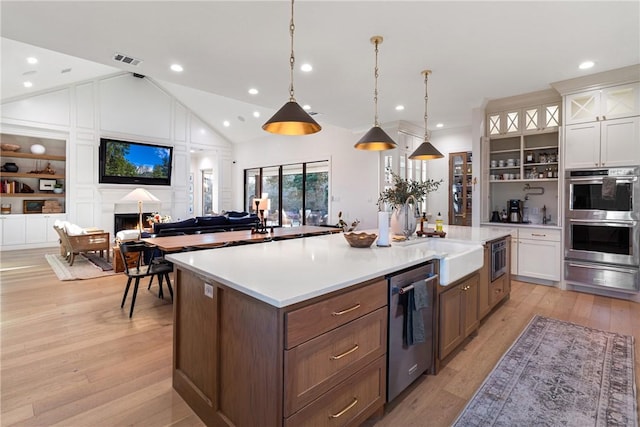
[354, 36, 397, 150]
[262, 0, 321, 135]
[409, 70, 444, 159]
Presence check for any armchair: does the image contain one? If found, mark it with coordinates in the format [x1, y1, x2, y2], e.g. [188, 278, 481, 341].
[53, 223, 110, 266]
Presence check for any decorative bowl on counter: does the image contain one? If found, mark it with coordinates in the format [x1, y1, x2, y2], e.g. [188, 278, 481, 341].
[344, 232, 377, 248]
[1, 143, 20, 152]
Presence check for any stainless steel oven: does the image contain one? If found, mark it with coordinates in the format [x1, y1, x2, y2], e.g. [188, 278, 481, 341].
[566, 167, 638, 221]
[564, 167, 640, 293]
[491, 239, 507, 282]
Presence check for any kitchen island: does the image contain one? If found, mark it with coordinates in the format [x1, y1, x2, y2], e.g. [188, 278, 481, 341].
[166, 225, 511, 426]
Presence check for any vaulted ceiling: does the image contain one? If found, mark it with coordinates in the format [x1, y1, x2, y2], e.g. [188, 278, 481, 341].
[2, 1, 639, 143]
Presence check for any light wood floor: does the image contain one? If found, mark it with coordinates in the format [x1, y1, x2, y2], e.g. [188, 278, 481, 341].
[1, 248, 638, 426]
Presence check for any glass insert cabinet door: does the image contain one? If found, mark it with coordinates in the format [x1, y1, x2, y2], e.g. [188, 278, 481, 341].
[449, 151, 472, 226]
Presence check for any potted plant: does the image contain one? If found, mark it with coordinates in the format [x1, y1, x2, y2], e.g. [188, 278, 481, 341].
[378, 170, 442, 236]
[53, 183, 63, 194]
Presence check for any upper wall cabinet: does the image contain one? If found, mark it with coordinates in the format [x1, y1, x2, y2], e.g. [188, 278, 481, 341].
[488, 101, 561, 137]
[487, 109, 521, 136]
[565, 82, 640, 125]
[564, 82, 640, 169]
[523, 103, 561, 134]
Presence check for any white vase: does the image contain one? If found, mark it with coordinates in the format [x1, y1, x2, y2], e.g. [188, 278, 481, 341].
[390, 205, 417, 237]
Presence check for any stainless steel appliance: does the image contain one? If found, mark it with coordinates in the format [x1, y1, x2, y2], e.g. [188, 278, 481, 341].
[387, 262, 437, 402]
[508, 199, 523, 223]
[565, 167, 639, 292]
[491, 239, 508, 281]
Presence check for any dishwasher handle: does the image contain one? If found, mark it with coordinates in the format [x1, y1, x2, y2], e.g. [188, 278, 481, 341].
[397, 274, 438, 294]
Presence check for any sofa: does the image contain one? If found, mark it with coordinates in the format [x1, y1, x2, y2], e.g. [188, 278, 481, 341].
[152, 211, 259, 236]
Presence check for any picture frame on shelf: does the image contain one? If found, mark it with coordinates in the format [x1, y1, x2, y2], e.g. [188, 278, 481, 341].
[23, 200, 45, 214]
[39, 178, 56, 191]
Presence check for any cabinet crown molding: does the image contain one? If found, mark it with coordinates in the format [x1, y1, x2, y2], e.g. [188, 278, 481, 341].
[550, 64, 640, 96]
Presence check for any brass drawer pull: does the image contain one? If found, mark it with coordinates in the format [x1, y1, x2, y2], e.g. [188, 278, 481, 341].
[530, 233, 546, 237]
[332, 303, 361, 316]
[330, 344, 359, 360]
[329, 397, 358, 419]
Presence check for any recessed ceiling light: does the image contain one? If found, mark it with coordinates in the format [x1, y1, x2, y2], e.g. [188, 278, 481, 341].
[253, 111, 261, 118]
[23, 81, 33, 88]
[579, 61, 595, 70]
[436, 123, 444, 128]
[170, 64, 183, 72]
[395, 105, 405, 111]
[300, 63, 312, 72]
[302, 104, 311, 110]
[248, 88, 259, 95]
[223, 120, 230, 127]
[26, 57, 38, 64]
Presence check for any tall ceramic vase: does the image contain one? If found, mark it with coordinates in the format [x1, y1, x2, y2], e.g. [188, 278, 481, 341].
[390, 205, 417, 237]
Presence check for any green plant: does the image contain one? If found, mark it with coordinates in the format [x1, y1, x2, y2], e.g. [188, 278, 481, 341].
[378, 170, 442, 208]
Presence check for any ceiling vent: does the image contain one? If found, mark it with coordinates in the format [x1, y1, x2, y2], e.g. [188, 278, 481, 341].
[113, 53, 142, 66]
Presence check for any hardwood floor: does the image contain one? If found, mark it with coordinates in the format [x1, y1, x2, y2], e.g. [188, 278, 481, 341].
[1, 248, 638, 426]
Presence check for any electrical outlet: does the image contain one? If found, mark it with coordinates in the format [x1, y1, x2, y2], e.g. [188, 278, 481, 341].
[204, 283, 214, 298]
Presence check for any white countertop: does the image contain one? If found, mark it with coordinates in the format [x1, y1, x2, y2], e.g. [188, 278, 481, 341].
[480, 221, 562, 230]
[166, 225, 511, 308]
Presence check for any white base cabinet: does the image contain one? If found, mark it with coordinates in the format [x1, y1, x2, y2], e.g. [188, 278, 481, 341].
[1, 214, 67, 249]
[512, 227, 561, 282]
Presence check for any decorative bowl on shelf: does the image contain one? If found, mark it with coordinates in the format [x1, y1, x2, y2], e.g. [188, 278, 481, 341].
[343, 232, 377, 248]
[30, 144, 46, 155]
[1, 143, 20, 152]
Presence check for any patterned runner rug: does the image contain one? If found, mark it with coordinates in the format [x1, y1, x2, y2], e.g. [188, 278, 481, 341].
[45, 253, 117, 281]
[453, 315, 637, 427]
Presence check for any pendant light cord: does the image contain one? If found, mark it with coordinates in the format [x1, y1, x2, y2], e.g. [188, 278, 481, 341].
[289, 0, 296, 102]
[423, 70, 430, 141]
[373, 38, 380, 127]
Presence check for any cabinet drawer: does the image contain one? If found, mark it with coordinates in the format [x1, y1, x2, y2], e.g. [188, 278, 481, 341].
[519, 228, 560, 242]
[284, 307, 387, 415]
[284, 356, 386, 427]
[489, 274, 508, 306]
[286, 279, 387, 348]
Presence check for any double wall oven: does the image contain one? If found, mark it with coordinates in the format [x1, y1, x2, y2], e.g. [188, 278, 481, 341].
[564, 167, 639, 292]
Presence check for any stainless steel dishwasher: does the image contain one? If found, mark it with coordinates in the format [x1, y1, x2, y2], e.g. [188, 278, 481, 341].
[387, 261, 438, 402]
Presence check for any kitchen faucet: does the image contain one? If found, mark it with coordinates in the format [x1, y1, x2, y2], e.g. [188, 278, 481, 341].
[403, 195, 421, 238]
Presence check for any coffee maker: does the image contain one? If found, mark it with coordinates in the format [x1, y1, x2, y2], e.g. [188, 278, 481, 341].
[508, 199, 523, 223]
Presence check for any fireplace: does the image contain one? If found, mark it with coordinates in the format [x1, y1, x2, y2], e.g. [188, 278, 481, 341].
[114, 212, 153, 233]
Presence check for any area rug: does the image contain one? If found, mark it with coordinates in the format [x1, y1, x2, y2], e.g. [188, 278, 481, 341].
[453, 315, 637, 427]
[45, 253, 117, 281]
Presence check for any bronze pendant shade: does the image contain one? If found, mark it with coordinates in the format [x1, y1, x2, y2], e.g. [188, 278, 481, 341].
[355, 35, 397, 150]
[354, 126, 397, 150]
[409, 70, 444, 160]
[262, 101, 321, 135]
[262, 0, 321, 136]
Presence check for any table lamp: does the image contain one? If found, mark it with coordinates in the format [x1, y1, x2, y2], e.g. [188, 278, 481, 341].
[119, 188, 160, 239]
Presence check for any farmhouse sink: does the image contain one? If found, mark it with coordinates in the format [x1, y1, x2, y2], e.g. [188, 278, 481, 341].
[396, 238, 484, 285]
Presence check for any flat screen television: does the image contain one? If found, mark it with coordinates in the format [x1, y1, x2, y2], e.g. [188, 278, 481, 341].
[99, 138, 173, 186]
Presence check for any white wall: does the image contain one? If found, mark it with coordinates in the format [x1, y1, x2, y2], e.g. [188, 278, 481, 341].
[1, 72, 232, 239]
[233, 124, 381, 229]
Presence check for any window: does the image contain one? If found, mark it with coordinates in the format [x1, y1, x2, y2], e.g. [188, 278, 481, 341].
[244, 160, 329, 227]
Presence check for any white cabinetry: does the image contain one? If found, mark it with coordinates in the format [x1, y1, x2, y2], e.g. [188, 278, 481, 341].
[1, 213, 66, 248]
[0, 215, 26, 246]
[523, 103, 561, 134]
[564, 82, 640, 169]
[487, 108, 521, 136]
[25, 214, 67, 244]
[565, 82, 640, 125]
[513, 227, 561, 282]
[565, 116, 640, 169]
